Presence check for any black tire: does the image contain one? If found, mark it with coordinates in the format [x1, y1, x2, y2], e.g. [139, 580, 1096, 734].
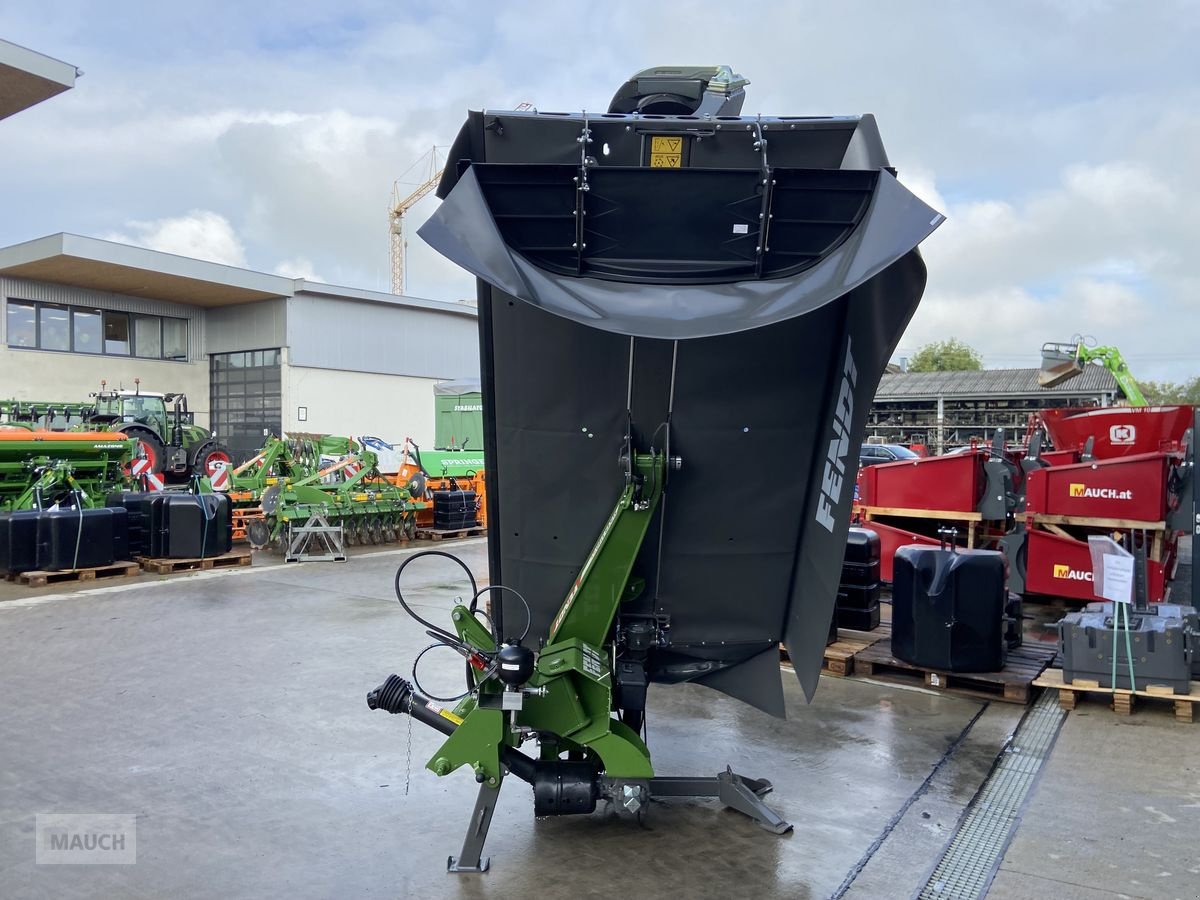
[191, 440, 232, 480]
[116, 426, 167, 476]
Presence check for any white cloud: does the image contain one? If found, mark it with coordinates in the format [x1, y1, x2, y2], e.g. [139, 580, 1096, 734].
[272, 256, 323, 281]
[103, 210, 248, 267]
[2, 0, 1198, 378]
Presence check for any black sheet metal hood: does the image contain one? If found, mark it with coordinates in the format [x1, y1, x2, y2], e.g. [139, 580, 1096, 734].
[420, 74, 942, 716]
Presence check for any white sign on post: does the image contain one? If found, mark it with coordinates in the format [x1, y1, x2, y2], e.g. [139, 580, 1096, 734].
[1087, 535, 1135, 604]
[1100, 553, 1134, 604]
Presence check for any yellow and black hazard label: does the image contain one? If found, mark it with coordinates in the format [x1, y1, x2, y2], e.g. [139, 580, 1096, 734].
[648, 135, 684, 168]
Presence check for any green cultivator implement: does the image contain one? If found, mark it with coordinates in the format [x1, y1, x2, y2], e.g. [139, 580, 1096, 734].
[230, 434, 425, 549]
[0, 432, 134, 511]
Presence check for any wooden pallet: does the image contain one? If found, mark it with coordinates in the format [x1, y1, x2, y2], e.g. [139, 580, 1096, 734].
[7, 560, 140, 588]
[854, 639, 1058, 704]
[1034, 668, 1200, 723]
[416, 526, 487, 542]
[781, 622, 891, 677]
[136, 549, 253, 575]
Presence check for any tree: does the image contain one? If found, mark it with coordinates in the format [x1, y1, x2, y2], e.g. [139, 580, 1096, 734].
[1141, 377, 1200, 405]
[907, 339, 983, 373]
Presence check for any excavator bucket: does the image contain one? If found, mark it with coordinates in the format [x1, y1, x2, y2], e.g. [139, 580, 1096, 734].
[1039, 341, 1084, 388]
[420, 65, 943, 714]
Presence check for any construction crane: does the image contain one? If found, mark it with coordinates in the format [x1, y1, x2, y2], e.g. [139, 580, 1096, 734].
[389, 146, 445, 295]
[1038, 338, 1148, 406]
[388, 106, 534, 296]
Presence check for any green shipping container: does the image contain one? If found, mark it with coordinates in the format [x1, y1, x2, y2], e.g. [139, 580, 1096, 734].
[434, 379, 484, 451]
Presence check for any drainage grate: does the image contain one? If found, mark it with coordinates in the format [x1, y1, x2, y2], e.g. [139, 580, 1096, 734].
[918, 688, 1068, 900]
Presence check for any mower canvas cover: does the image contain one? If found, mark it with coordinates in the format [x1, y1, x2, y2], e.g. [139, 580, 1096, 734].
[420, 67, 942, 715]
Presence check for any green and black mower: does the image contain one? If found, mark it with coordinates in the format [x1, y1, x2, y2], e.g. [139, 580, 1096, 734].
[367, 64, 943, 873]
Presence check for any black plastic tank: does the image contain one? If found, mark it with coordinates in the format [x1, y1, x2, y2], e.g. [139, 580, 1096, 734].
[156, 494, 232, 559]
[107, 491, 159, 557]
[36, 507, 117, 571]
[0, 510, 43, 575]
[841, 527, 881, 585]
[433, 490, 479, 531]
[892, 545, 1008, 672]
[836, 527, 881, 629]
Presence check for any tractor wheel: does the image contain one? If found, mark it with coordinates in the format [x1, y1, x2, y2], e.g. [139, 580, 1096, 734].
[191, 440, 233, 480]
[117, 426, 166, 479]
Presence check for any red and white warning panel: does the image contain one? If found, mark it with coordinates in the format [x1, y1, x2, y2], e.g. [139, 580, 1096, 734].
[210, 463, 230, 492]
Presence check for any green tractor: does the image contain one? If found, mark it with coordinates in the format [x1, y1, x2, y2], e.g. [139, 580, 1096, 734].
[85, 384, 230, 483]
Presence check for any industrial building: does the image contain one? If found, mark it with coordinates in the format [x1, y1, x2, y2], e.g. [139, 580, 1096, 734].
[0, 233, 479, 460]
[0, 37, 77, 121]
[866, 366, 1122, 451]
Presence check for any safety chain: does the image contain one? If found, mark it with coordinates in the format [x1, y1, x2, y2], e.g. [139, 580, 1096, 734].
[404, 692, 415, 796]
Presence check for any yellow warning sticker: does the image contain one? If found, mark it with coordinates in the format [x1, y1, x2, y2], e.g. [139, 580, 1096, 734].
[649, 135, 683, 168]
[438, 709, 465, 726]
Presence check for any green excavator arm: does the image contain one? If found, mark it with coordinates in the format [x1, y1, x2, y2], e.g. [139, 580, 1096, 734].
[1039, 341, 1148, 407]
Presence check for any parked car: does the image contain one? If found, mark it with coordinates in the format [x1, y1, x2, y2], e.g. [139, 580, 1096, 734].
[858, 443, 920, 468]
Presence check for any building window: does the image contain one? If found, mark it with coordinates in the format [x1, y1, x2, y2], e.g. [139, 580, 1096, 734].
[134, 315, 162, 359]
[6, 301, 36, 348]
[39, 305, 71, 351]
[72, 310, 102, 353]
[162, 317, 187, 360]
[4, 299, 188, 360]
[103, 311, 130, 355]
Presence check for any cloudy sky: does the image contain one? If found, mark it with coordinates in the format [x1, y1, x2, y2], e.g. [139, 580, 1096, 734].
[3, 1, 1197, 379]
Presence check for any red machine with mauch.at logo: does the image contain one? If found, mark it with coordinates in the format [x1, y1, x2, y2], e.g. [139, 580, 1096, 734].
[1024, 451, 1180, 523]
[1022, 528, 1169, 603]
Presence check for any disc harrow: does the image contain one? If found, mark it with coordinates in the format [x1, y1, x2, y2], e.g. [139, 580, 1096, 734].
[228, 434, 425, 550]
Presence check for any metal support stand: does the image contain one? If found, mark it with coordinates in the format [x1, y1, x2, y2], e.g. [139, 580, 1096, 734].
[285, 514, 347, 563]
[648, 766, 793, 834]
[447, 778, 502, 873]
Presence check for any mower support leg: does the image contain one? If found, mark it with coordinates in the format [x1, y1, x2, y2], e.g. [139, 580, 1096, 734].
[647, 766, 793, 834]
[447, 778, 502, 873]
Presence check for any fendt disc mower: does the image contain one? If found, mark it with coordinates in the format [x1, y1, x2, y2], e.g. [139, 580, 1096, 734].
[365, 64, 943, 873]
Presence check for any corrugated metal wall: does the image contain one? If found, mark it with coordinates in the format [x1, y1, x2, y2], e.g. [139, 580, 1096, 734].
[286, 294, 479, 379]
[0, 275, 206, 359]
[206, 299, 287, 354]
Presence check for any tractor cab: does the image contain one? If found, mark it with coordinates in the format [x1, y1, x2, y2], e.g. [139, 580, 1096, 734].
[91, 390, 195, 436]
[92, 391, 168, 434]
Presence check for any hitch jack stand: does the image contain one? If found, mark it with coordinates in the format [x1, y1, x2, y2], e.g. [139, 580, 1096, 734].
[447, 777, 503, 873]
[446, 766, 791, 874]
